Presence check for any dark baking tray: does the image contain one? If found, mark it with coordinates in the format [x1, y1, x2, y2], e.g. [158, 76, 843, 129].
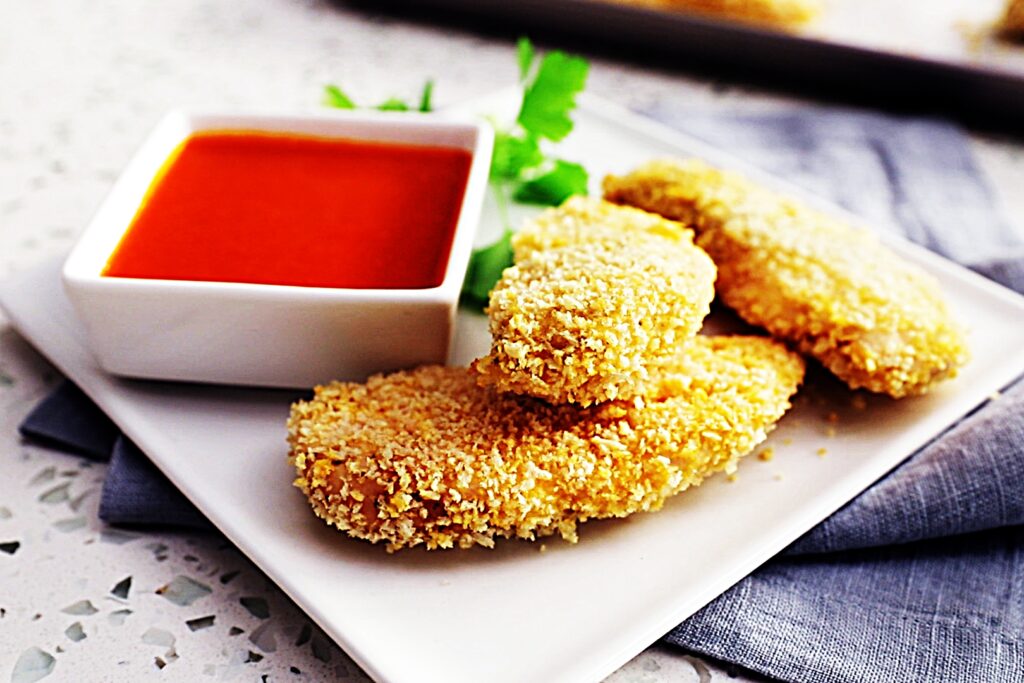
[373, 0, 1024, 128]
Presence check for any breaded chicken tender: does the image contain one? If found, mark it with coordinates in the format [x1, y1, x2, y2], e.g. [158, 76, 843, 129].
[603, 159, 969, 398]
[509, 195, 695, 258]
[473, 197, 716, 406]
[288, 336, 804, 552]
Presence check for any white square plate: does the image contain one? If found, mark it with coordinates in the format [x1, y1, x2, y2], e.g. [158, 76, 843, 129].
[2, 93, 1023, 683]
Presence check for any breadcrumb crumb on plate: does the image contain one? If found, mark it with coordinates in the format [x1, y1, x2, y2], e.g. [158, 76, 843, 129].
[474, 197, 716, 406]
[289, 335, 804, 552]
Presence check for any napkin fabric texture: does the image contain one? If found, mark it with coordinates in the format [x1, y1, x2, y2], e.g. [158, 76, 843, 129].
[19, 383, 212, 531]
[19, 105, 1024, 683]
[645, 105, 1024, 683]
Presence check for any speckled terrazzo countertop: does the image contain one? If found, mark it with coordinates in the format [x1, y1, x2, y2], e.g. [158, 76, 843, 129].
[2, 1, 1023, 681]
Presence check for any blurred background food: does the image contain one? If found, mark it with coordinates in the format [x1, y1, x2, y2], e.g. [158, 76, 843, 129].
[382, 0, 1024, 127]
[605, 0, 823, 31]
[1002, 0, 1024, 38]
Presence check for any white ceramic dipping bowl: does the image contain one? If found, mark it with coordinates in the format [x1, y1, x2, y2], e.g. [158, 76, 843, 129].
[62, 110, 493, 388]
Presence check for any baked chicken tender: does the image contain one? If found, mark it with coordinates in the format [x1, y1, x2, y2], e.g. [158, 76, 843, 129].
[603, 159, 969, 398]
[508, 195, 696, 259]
[474, 197, 716, 406]
[289, 336, 804, 552]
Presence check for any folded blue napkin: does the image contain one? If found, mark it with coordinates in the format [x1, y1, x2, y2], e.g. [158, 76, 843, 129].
[19, 383, 212, 530]
[19, 106, 1024, 682]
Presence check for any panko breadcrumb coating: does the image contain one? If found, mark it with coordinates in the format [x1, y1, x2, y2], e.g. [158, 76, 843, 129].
[509, 195, 695, 259]
[603, 158, 969, 398]
[474, 197, 716, 406]
[288, 335, 804, 552]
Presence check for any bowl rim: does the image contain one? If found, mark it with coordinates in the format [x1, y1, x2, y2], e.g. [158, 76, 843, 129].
[61, 107, 494, 305]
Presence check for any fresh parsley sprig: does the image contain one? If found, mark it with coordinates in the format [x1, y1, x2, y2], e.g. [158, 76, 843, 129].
[323, 80, 434, 113]
[490, 38, 589, 205]
[462, 38, 590, 309]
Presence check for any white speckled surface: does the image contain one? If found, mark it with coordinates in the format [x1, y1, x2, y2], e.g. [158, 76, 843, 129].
[0, 1, 1021, 681]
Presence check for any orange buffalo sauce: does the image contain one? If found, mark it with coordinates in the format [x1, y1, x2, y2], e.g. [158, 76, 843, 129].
[103, 131, 472, 289]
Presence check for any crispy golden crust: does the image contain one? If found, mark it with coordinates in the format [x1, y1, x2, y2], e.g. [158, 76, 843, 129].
[603, 158, 969, 398]
[509, 195, 695, 259]
[288, 336, 804, 552]
[474, 197, 716, 406]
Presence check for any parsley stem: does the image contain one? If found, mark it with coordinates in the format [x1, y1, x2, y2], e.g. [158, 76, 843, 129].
[493, 179, 513, 234]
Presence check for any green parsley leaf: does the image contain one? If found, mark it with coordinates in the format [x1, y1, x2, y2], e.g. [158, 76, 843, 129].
[460, 229, 514, 307]
[512, 160, 588, 205]
[418, 79, 435, 112]
[323, 84, 356, 109]
[516, 37, 535, 81]
[490, 131, 542, 181]
[376, 97, 410, 112]
[324, 82, 434, 112]
[517, 51, 589, 142]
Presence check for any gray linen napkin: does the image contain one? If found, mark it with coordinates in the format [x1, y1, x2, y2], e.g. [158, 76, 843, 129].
[644, 105, 1024, 683]
[18, 106, 1024, 682]
[19, 383, 212, 530]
